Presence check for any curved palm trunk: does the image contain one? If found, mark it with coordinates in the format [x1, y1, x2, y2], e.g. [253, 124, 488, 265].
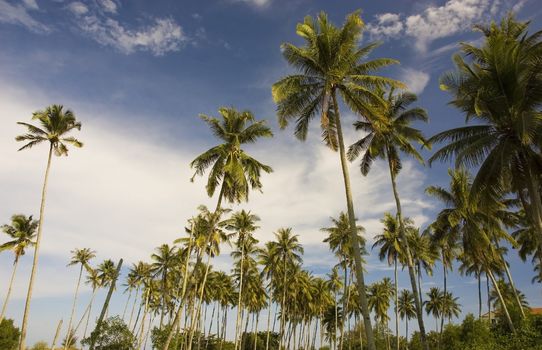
[394, 257, 399, 350]
[51, 319, 63, 350]
[487, 269, 515, 333]
[387, 154, 429, 350]
[234, 244, 246, 350]
[129, 287, 140, 329]
[0, 256, 20, 325]
[83, 288, 98, 339]
[123, 289, 133, 322]
[64, 264, 84, 350]
[332, 91, 376, 350]
[163, 222, 195, 350]
[496, 243, 526, 319]
[477, 272, 482, 319]
[73, 287, 97, 336]
[19, 143, 53, 350]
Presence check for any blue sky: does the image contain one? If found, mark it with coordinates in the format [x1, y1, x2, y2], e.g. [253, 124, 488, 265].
[1, 0, 541, 346]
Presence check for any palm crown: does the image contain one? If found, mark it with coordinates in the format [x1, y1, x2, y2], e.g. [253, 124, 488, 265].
[190, 107, 273, 204]
[16, 104, 83, 155]
[0, 214, 38, 261]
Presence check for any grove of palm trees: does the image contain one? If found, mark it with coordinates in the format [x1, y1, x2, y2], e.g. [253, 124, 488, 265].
[1, 6, 541, 350]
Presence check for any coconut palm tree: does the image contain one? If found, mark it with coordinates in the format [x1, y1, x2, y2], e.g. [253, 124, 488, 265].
[228, 210, 260, 350]
[440, 291, 461, 325]
[0, 214, 37, 324]
[322, 212, 365, 350]
[272, 11, 403, 350]
[430, 15, 542, 260]
[458, 252, 484, 319]
[397, 290, 416, 343]
[407, 228, 437, 309]
[368, 278, 394, 350]
[151, 244, 179, 328]
[326, 267, 343, 350]
[64, 248, 96, 349]
[190, 107, 273, 211]
[489, 279, 529, 318]
[15, 104, 83, 350]
[348, 88, 430, 349]
[424, 287, 443, 333]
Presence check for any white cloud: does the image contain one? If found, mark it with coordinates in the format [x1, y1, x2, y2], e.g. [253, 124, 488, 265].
[22, 0, 38, 10]
[366, 0, 526, 53]
[67, 1, 88, 15]
[98, 0, 117, 14]
[77, 15, 186, 56]
[0, 0, 50, 33]
[234, 0, 271, 7]
[400, 68, 431, 95]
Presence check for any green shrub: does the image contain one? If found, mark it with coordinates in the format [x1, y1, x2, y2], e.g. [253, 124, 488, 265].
[0, 319, 20, 350]
[81, 316, 136, 350]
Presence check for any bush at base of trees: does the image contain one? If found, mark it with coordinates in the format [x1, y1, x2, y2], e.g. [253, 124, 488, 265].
[0, 319, 20, 350]
[81, 316, 136, 350]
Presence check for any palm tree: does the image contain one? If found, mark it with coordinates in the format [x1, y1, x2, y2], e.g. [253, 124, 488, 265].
[272, 11, 403, 350]
[0, 214, 37, 324]
[368, 278, 394, 350]
[190, 107, 273, 211]
[424, 287, 443, 333]
[489, 279, 529, 318]
[151, 244, 178, 328]
[440, 291, 461, 325]
[372, 213, 407, 350]
[407, 228, 437, 311]
[15, 104, 83, 350]
[458, 252, 484, 319]
[322, 212, 365, 350]
[228, 210, 260, 350]
[348, 89, 430, 349]
[430, 15, 542, 261]
[397, 290, 416, 343]
[64, 248, 96, 349]
[326, 267, 343, 350]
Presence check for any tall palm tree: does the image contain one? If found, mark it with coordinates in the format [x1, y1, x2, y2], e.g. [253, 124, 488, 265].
[64, 248, 96, 349]
[397, 290, 416, 343]
[325, 267, 343, 350]
[407, 228, 437, 312]
[272, 11, 402, 350]
[151, 244, 178, 328]
[190, 107, 273, 211]
[429, 15, 542, 260]
[15, 104, 83, 350]
[0, 214, 37, 324]
[458, 252, 484, 319]
[348, 89, 430, 349]
[424, 287, 443, 333]
[440, 291, 461, 325]
[322, 212, 365, 350]
[489, 279, 529, 317]
[368, 278, 394, 350]
[372, 213, 409, 350]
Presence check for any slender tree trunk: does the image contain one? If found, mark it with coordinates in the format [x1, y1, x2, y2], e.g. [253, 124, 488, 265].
[526, 167, 542, 259]
[138, 288, 151, 350]
[51, 319, 63, 350]
[439, 264, 446, 349]
[334, 291, 338, 350]
[332, 91, 376, 350]
[265, 295, 272, 350]
[394, 256, 399, 350]
[253, 312, 260, 350]
[64, 264, 84, 350]
[406, 318, 409, 347]
[83, 288, 98, 339]
[498, 245, 526, 319]
[478, 272, 482, 319]
[339, 266, 347, 350]
[129, 287, 140, 330]
[0, 256, 19, 325]
[487, 269, 515, 333]
[417, 264, 423, 307]
[90, 259, 123, 350]
[163, 222, 195, 350]
[208, 302, 217, 339]
[188, 253, 213, 350]
[487, 275, 491, 324]
[235, 243, 246, 350]
[387, 154, 429, 350]
[123, 289, 133, 322]
[19, 144, 53, 350]
[279, 259, 288, 350]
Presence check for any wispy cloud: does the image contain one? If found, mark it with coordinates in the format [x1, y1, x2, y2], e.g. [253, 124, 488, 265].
[400, 68, 430, 95]
[67, 1, 187, 56]
[366, 0, 529, 53]
[232, 0, 272, 8]
[0, 0, 50, 33]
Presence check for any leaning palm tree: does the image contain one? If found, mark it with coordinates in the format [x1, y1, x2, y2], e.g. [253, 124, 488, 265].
[64, 248, 96, 350]
[0, 214, 37, 324]
[430, 15, 542, 260]
[272, 11, 403, 349]
[348, 89, 430, 349]
[190, 107, 273, 211]
[150, 244, 178, 328]
[15, 104, 83, 350]
[397, 289, 416, 343]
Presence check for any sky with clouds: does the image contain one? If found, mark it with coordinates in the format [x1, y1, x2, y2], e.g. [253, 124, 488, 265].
[1, 0, 541, 346]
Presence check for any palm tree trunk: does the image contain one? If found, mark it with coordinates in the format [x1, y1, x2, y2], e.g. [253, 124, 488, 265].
[334, 291, 338, 350]
[332, 91, 376, 350]
[339, 266, 347, 350]
[526, 167, 542, 257]
[129, 287, 140, 329]
[0, 256, 19, 324]
[279, 259, 288, 350]
[253, 312, 260, 350]
[188, 253, 213, 350]
[64, 264, 84, 350]
[394, 256, 399, 350]
[477, 272, 482, 319]
[406, 318, 409, 346]
[439, 264, 446, 348]
[387, 154, 429, 350]
[51, 319, 63, 350]
[496, 243, 526, 319]
[265, 294, 272, 350]
[487, 275, 491, 324]
[18, 143, 53, 350]
[138, 288, 151, 350]
[123, 289, 133, 322]
[83, 288, 98, 339]
[235, 244, 246, 350]
[417, 264, 423, 307]
[487, 269, 515, 333]
[163, 222, 195, 350]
